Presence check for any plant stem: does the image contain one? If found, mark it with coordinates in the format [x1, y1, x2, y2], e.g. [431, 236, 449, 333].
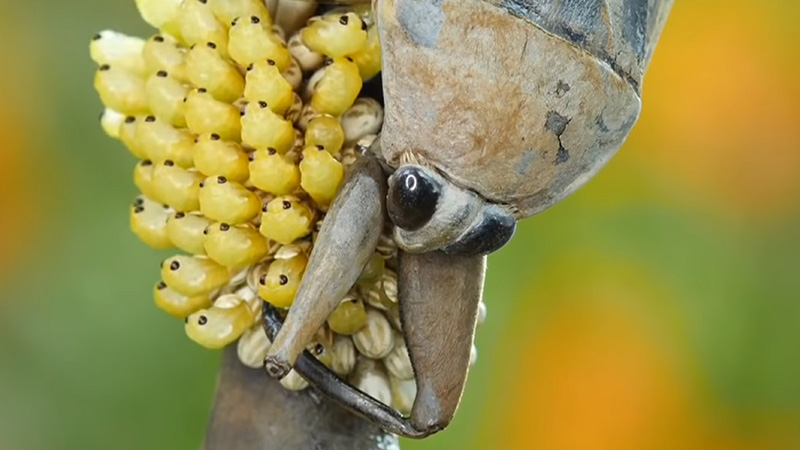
[203, 346, 399, 450]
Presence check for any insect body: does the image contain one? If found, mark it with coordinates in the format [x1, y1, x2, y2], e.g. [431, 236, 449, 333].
[264, 0, 674, 438]
[90, 0, 673, 442]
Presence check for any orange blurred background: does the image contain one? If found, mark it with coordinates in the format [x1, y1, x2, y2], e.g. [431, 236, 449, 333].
[0, 1, 798, 449]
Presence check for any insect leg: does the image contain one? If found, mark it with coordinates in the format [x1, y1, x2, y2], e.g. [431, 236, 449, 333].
[263, 250, 486, 439]
[264, 303, 427, 438]
[398, 250, 486, 434]
[264, 150, 387, 378]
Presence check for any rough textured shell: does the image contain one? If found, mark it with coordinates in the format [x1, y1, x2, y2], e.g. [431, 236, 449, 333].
[377, 0, 673, 217]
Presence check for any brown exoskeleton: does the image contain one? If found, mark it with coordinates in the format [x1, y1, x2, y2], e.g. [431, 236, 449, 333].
[261, 0, 674, 439]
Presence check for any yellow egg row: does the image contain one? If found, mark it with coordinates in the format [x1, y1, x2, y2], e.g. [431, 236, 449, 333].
[126, 141, 344, 207]
[95, 56, 365, 131]
[130, 190, 319, 253]
[112, 97, 363, 162]
[92, 7, 379, 120]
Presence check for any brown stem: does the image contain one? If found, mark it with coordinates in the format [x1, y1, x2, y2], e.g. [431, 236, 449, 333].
[203, 346, 399, 450]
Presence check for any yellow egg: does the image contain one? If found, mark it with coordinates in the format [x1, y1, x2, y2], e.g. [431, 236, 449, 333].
[282, 57, 303, 92]
[327, 297, 368, 335]
[340, 97, 383, 144]
[90, 31, 146, 76]
[352, 308, 395, 359]
[299, 145, 345, 208]
[134, 116, 194, 167]
[248, 148, 300, 195]
[151, 161, 203, 211]
[154, 281, 212, 319]
[161, 254, 231, 296]
[184, 89, 241, 141]
[350, 25, 382, 80]
[240, 101, 295, 153]
[257, 254, 308, 308]
[305, 115, 344, 154]
[100, 108, 125, 139]
[311, 57, 362, 116]
[243, 60, 294, 115]
[280, 369, 309, 391]
[301, 12, 367, 58]
[228, 15, 290, 69]
[357, 253, 385, 286]
[237, 325, 272, 368]
[302, 64, 327, 102]
[133, 159, 159, 200]
[384, 333, 415, 381]
[130, 196, 172, 249]
[285, 93, 303, 123]
[185, 300, 255, 349]
[288, 32, 324, 73]
[307, 334, 334, 368]
[198, 176, 261, 224]
[259, 196, 315, 245]
[296, 103, 322, 132]
[390, 376, 417, 416]
[209, 0, 272, 27]
[330, 335, 356, 376]
[142, 35, 188, 82]
[270, 24, 287, 44]
[193, 134, 250, 182]
[204, 222, 269, 269]
[166, 212, 213, 255]
[119, 118, 148, 153]
[145, 71, 188, 127]
[185, 43, 244, 103]
[94, 65, 149, 115]
[178, 0, 229, 53]
[135, 0, 183, 38]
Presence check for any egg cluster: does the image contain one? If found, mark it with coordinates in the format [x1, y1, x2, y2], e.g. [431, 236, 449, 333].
[91, 0, 483, 414]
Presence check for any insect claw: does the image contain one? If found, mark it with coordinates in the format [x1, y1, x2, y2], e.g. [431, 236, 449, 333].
[264, 357, 292, 379]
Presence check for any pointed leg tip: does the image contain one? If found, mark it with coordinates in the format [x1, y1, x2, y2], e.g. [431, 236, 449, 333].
[264, 356, 292, 379]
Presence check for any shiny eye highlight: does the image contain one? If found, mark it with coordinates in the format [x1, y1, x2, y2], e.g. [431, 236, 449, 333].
[387, 166, 440, 231]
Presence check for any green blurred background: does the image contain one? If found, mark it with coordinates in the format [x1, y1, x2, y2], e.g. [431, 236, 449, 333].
[1, 0, 799, 449]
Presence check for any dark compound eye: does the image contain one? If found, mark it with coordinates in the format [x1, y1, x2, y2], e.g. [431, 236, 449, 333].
[387, 166, 440, 231]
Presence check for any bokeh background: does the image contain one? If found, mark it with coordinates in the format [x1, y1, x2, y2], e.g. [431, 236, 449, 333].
[1, 0, 799, 449]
